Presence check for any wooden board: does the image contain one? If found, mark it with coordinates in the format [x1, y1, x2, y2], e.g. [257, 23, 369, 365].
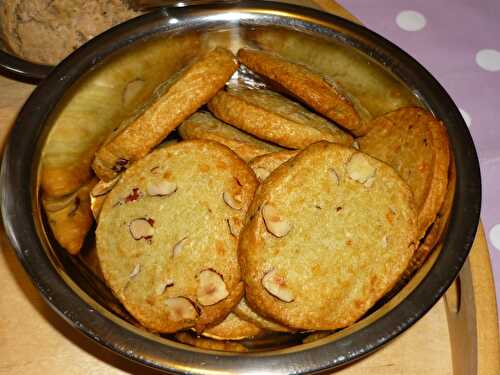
[0, 1, 499, 374]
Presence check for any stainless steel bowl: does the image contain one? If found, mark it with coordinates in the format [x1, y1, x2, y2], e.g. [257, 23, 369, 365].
[1, 2, 481, 373]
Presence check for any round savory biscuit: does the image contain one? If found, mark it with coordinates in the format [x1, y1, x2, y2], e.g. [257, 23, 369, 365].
[239, 142, 418, 330]
[233, 298, 291, 332]
[208, 88, 353, 149]
[202, 313, 264, 340]
[179, 111, 284, 161]
[358, 106, 450, 238]
[92, 47, 238, 181]
[404, 154, 456, 278]
[238, 48, 368, 136]
[96, 140, 258, 333]
[248, 150, 299, 183]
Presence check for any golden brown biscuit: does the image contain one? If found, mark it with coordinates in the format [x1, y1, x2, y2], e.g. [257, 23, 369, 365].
[208, 88, 353, 149]
[179, 111, 284, 161]
[43, 178, 97, 255]
[92, 47, 239, 182]
[175, 332, 248, 352]
[404, 154, 456, 278]
[233, 299, 291, 332]
[202, 313, 264, 340]
[239, 142, 417, 330]
[238, 48, 367, 136]
[248, 150, 299, 182]
[358, 106, 450, 238]
[96, 140, 258, 333]
[41, 33, 200, 197]
[246, 28, 419, 123]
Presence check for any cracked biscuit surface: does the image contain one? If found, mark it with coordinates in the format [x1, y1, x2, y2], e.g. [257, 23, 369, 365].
[239, 142, 417, 330]
[96, 140, 257, 333]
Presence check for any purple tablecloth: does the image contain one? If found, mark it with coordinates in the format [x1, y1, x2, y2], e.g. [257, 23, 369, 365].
[339, 0, 500, 323]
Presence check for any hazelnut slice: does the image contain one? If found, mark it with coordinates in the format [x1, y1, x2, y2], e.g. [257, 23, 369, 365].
[227, 217, 242, 237]
[196, 269, 229, 306]
[165, 297, 198, 321]
[222, 191, 242, 210]
[253, 167, 270, 182]
[91, 176, 120, 198]
[172, 237, 188, 257]
[156, 279, 174, 295]
[346, 153, 376, 184]
[352, 140, 360, 150]
[129, 218, 154, 240]
[329, 168, 340, 185]
[262, 269, 295, 302]
[147, 180, 177, 197]
[262, 203, 291, 238]
[129, 264, 141, 279]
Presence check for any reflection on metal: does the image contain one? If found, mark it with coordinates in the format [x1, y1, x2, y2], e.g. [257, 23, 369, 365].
[1, 2, 481, 374]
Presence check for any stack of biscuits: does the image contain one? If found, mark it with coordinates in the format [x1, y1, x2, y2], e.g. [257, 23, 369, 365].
[41, 39, 452, 351]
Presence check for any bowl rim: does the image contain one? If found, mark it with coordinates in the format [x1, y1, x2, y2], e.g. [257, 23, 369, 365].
[0, 1, 481, 373]
[0, 48, 52, 83]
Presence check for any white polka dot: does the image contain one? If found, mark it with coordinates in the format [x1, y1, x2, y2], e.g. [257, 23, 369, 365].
[489, 224, 500, 250]
[396, 10, 427, 32]
[459, 108, 471, 127]
[476, 49, 500, 72]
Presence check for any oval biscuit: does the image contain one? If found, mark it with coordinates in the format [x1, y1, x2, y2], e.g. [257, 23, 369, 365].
[179, 111, 283, 161]
[208, 88, 353, 149]
[358, 106, 450, 238]
[92, 47, 239, 181]
[238, 48, 368, 136]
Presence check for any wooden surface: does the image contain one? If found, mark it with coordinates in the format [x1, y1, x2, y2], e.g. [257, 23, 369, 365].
[0, 1, 499, 374]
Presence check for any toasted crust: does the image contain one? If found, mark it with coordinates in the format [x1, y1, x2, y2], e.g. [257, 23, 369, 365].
[248, 150, 299, 183]
[175, 332, 248, 352]
[96, 140, 257, 333]
[404, 153, 456, 278]
[41, 33, 200, 197]
[179, 111, 283, 161]
[239, 142, 417, 330]
[238, 48, 366, 135]
[208, 88, 353, 149]
[358, 107, 450, 238]
[92, 47, 238, 182]
[233, 299, 291, 332]
[202, 313, 264, 340]
[43, 178, 97, 255]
